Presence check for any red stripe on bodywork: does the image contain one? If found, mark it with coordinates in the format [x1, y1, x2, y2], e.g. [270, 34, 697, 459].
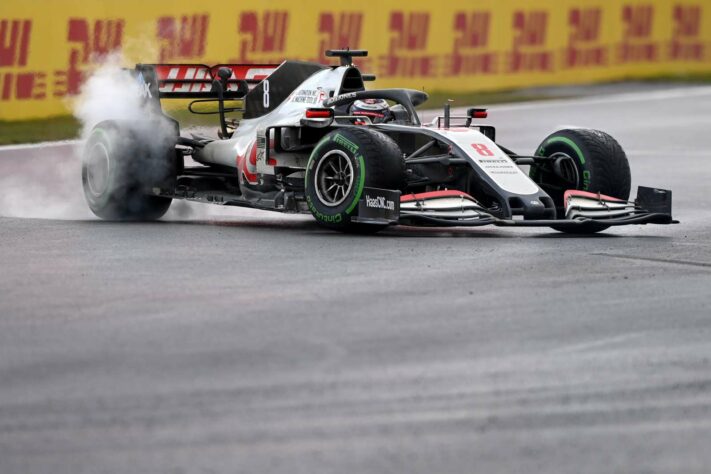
[237, 142, 258, 184]
[248, 141, 258, 167]
[564, 190, 625, 203]
[401, 190, 475, 202]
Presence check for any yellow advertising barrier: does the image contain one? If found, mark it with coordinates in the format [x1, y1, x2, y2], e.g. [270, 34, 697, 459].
[1, 0, 710, 120]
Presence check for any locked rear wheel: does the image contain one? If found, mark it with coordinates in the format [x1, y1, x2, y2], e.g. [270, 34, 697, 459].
[305, 127, 405, 233]
[530, 128, 631, 234]
[82, 120, 177, 221]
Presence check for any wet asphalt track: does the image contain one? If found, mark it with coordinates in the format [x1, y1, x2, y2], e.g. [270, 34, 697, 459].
[1, 86, 711, 473]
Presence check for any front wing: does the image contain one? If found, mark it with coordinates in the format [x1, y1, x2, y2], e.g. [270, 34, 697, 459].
[355, 186, 676, 229]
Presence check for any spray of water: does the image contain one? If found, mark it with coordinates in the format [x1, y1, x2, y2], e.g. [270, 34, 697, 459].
[0, 53, 295, 222]
[74, 54, 146, 140]
[0, 140, 91, 219]
[0, 54, 145, 219]
[0, 54, 187, 220]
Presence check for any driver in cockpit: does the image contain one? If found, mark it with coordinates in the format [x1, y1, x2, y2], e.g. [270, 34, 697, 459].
[349, 98, 393, 124]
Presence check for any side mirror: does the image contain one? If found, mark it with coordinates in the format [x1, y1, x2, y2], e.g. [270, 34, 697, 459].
[217, 67, 232, 90]
[300, 108, 334, 128]
[210, 67, 235, 139]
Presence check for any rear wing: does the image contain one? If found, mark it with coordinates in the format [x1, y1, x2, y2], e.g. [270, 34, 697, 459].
[134, 63, 279, 100]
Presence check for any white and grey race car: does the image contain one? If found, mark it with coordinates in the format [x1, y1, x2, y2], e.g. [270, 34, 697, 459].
[81, 49, 675, 233]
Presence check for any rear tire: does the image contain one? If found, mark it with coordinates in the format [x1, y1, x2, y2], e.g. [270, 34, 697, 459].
[82, 120, 177, 221]
[305, 127, 405, 233]
[530, 128, 631, 234]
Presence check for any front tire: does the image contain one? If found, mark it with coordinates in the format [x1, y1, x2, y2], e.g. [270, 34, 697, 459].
[82, 120, 176, 221]
[305, 127, 405, 233]
[530, 128, 631, 234]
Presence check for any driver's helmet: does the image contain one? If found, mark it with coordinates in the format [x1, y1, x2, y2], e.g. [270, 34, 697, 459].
[350, 98, 392, 124]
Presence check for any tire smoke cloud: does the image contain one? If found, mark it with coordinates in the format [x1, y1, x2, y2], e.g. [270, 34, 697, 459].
[0, 55, 298, 222]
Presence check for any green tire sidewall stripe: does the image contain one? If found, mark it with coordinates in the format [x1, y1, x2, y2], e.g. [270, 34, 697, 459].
[543, 136, 586, 165]
[345, 154, 365, 215]
[306, 132, 366, 217]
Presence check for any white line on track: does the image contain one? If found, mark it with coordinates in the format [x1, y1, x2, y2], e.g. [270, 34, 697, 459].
[486, 85, 711, 112]
[550, 333, 642, 354]
[0, 139, 80, 152]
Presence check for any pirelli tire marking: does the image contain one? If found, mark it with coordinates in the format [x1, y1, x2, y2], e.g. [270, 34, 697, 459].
[305, 132, 366, 224]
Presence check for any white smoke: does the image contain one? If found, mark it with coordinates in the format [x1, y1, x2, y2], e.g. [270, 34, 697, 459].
[0, 53, 297, 222]
[69, 56, 210, 219]
[66, 54, 280, 221]
[73, 53, 146, 140]
[0, 54, 147, 220]
[0, 54, 150, 220]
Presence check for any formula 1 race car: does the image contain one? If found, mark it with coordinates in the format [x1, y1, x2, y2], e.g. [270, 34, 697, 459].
[81, 49, 675, 233]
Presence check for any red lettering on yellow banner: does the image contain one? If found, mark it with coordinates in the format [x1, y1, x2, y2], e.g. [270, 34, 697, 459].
[563, 7, 608, 68]
[236, 11, 288, 63]
[379, 12, 437, 78]
[618, 4, 658, 63]
[311, 12, 370, 68]
[53, 18, 124, 97]
[318, 12, 362, 53]
[0, 19, 31, 67]
[507, 10, 553, 73]
[0, 19, 47, 101]
[1, 71, 47, 101]
[65, 18, 124, 63]
[669, 4, 705, 61]
[157, 14, 210, 62]
[446, 11, 498, 75]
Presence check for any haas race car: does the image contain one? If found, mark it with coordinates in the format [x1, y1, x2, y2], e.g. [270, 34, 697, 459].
[82, 49, 675, 233]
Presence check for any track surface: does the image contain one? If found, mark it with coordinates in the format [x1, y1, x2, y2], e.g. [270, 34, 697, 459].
[1, 87, 711, 473]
